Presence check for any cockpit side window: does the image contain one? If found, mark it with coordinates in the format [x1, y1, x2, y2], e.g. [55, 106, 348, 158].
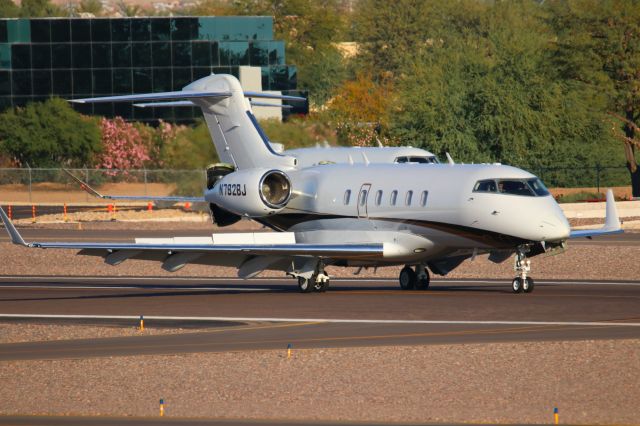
[473, 179, 497, 193]
[527, 178, 550, 196]
[498, 180, 535, 196]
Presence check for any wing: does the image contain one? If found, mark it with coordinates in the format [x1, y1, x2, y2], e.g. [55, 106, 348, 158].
[569, 189, 623, 239]
[0, 207, 383, 276]
[63, 169, 205, 203]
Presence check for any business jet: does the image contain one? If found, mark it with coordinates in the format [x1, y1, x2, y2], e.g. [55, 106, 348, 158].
[0, 74, 623, 294]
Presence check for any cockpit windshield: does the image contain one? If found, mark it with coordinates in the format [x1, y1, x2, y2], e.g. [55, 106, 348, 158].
[473, 178, 550, 197]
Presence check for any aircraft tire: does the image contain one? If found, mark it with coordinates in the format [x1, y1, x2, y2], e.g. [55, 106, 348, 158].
[416, 267, 430, 290]
[298, 277, 314, 293]
[316, 279, 330, 293]
[399, 266, 416, 290]
[523, 277, 534, 293]
[511, 277, 523, 293]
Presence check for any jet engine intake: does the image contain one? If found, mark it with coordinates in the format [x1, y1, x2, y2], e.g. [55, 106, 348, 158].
[259, 170, 291, 209]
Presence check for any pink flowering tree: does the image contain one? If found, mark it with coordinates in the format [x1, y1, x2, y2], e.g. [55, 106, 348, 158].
[96, 117, 151, 172]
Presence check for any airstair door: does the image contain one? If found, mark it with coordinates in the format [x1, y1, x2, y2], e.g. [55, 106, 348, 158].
[357, 184, 371, 218]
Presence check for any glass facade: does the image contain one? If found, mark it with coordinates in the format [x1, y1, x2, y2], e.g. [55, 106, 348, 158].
[0, 16, 300, 122]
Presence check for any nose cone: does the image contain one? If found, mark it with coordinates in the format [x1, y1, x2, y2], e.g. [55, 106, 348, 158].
[540, 199, 570, 242]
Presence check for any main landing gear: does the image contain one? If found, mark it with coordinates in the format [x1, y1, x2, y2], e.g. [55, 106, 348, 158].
[512, 249, 534, 294]
[399, 265, 430, 290]
[297, 267, 330, 293]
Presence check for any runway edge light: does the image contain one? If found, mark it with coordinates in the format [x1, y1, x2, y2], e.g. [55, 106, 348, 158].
[554, 407, 559, 424]
[139, 315, 144, 332]
[160, 398, 164, 416]
[287, 343, 292, 359]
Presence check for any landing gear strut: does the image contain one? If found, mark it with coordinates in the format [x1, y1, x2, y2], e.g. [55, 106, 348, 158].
[512, 249, 534, 294]
[399, 265, 430, 290]
[296, 263, 330, 293]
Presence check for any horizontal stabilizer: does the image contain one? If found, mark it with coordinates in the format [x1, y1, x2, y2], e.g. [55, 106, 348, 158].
[63, 169, 205, 203]
[69, 90, 232, 104]
[569, 189, 623, 238]
[244, 91, 306, 102]
[134, 101, 195, 108]
[133, 100, 293, 109]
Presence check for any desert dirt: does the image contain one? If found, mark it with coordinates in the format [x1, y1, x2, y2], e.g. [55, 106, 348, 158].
[0, 338, 638, 425]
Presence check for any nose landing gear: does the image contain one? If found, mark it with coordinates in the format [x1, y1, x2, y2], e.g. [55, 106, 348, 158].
[512, 250, 534, 293]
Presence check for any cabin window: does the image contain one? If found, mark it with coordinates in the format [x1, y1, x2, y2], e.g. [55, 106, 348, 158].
[359, 189, 368, 206]
[343, 189, 351, 205]
[375, 190, 383, 206]
[390, 190, 398, 206]
[405, 190, 413, 206]
[420, 190, 428, 206]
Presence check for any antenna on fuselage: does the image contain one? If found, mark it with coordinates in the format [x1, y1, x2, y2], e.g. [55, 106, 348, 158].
[362, 152, 370, 166]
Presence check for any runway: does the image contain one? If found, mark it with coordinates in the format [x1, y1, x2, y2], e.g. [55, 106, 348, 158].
[1, 277, 639, 361]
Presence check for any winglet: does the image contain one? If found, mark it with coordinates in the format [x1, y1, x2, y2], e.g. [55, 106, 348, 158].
[569, 189, 622, 238]
[604, 189, 621, 231]
[63, 169, 107, 199]
[0, 207, 28, 246]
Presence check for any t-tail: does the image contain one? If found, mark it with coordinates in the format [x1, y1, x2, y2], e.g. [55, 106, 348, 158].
[69, 74, 304, 171]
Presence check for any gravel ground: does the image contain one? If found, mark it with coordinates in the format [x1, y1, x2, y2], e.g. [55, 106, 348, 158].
[0, 323, 199, 344]
[0, 339, 638, 424]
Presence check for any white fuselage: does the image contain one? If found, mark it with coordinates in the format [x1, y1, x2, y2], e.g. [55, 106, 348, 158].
[207, 162, 570, 266]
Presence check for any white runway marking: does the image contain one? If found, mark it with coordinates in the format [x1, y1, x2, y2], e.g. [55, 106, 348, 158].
[1, 313, 639, 327]
[0, 276, 639, 286]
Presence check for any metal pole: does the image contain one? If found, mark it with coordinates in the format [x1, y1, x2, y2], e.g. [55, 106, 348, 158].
[84, 167, 89, 203]
[27, 163, 32, 203]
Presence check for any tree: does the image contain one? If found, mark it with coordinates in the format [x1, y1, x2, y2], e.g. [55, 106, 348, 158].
[19, 0, 61, 17]
[387, 0, 613, 180]
[0, 0, 20, 18]
[0, 98, 101, 167]
[328, 73, 396, 146]
[77, 0, 103, 16]
[96, 117, 151, 170]
[548, 0, 640, 195]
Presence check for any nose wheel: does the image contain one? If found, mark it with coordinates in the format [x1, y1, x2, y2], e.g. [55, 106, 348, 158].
[512, 250, 534, 293]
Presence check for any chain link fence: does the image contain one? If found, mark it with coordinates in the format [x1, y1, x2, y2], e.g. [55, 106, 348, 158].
[0, 168, 207, 203]
[0, 164, 632, 204]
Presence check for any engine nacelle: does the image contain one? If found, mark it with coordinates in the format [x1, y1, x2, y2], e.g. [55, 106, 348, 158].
[205, 168, 292, 217]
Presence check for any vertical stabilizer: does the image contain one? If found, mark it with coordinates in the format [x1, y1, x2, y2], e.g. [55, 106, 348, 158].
[185, 75, 297, 170]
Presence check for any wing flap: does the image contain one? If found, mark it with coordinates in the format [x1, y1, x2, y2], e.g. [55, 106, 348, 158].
[0, 207, 383, 260]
